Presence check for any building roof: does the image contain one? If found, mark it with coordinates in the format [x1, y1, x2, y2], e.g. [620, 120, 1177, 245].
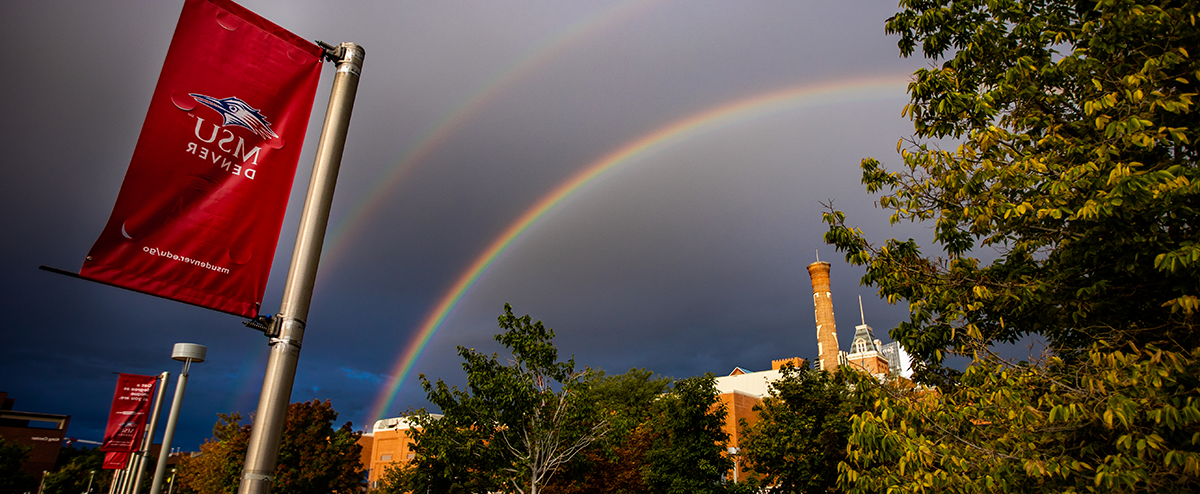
[714, 368, 783, 399]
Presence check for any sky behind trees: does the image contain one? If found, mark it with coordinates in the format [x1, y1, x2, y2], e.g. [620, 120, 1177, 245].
[1, 0, 941, 450]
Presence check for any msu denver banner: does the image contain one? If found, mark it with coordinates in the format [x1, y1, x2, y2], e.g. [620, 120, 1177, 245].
[101, 373, 158, 455]
[81, 0, 322, 317]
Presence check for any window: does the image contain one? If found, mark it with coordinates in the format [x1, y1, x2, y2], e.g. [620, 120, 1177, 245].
[380, 454, 392, 461]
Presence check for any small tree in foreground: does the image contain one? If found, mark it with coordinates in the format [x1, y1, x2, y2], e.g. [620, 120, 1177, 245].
[43, 446, 113, 494]
[175, 400, 363, 494]
[740, 361, 857, 494]
[541, 368, 671, 494]
[0, 437, 35, 494]
[643, 375, 735, 494]
[404, 304, 606, 494]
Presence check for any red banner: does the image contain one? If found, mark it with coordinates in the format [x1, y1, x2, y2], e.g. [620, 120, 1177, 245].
[103, 452, 131, 470]
[101, 374, 158, 453]
[80, 0, 323, 317]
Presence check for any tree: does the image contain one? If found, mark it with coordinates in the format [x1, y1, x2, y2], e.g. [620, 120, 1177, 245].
[822, 0, 1200, 491]
[402, 304, 606, 494]
[175, 400, 363, 494]
[839, 344, 1200, 493]
[177, 412, 250, 494]
[542, 368, 671, 494]
[43, 446, 112, 494]
[643, 374, 734, 494]
[272, 401, 364, 493]
[739, 362, 856, 494]
[825, 0, 1199, 372]
[0, 436, 35, 494]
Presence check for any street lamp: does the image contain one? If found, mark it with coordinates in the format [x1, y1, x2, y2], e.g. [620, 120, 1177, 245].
[149, 343, 205, 494]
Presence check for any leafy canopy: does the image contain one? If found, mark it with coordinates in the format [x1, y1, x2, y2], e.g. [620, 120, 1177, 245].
[175, 400, 363, 494]
[643, 375, 736, 494]
[541, 368, 671, 494]
[825, 0, 1200, 492]
[740, 362, 858, 494]
[0, 436, 35, 494]
[401, 304, 605, 494]
[825, 0, 1200, 370]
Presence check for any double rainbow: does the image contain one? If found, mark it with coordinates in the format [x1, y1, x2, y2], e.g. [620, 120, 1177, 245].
[365, 74, 911, 422]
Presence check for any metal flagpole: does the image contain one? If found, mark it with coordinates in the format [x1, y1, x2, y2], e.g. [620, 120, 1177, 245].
[108, 468, 121, 494]
[132, 372, 169, 494]
[118, 460, 135, 494]
[238, 41, 364, 494]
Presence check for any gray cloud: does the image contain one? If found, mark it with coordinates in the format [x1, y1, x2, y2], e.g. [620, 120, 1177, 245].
[2, 0, 928, 449]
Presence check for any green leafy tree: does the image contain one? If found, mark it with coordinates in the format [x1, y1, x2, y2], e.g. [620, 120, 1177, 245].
[402, 304, 606, 494]
[840, 344, 1200, 493]
[822, 0, 1200, 491]
[739, 362, 857, 494]
[542, 368, 671, 494]
[644, 374, 734, 494]
[175, 400, 363, 494]
[43, 446, 111, 494]
[824, 0, 1199, 373]
[177, 412, 250, 494]
[0, 436, 35, 494]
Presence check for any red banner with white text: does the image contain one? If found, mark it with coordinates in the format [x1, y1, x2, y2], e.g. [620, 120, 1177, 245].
[103, 452, 131, 470]
[101, 374, 158, 454]
[80, 0, 323, 317]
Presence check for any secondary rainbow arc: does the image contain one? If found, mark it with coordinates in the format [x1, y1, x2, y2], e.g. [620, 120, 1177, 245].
[320, 0, 658, 269]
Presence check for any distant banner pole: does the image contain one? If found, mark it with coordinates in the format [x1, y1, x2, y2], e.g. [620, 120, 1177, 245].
[131, 372, 170, 494]
[238, 41, 364, 494]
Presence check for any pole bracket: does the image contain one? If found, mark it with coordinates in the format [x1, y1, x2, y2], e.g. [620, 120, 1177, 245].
[316, 41, 364, 75]
[242, 315, 281, 338]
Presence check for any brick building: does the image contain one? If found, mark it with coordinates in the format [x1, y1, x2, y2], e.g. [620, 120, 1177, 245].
[0, 392, 71, 481]
[362, 414, 440, 489]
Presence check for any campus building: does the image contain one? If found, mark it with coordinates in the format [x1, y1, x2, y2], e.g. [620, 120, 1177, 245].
[364, 261, 911, 485]
[711, 260, 911, 481]
[0, 392, 71, 481]
[363, 414, 440, 489]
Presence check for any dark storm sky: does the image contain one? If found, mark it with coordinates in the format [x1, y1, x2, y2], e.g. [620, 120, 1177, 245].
[0, 0, 950, 450]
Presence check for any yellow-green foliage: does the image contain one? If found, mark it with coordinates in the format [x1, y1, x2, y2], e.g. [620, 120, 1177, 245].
[839, 344, 1200, 493]
[825, 0, 1200, 491]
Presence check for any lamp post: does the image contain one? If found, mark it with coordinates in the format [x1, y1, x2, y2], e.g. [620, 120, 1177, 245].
[149, 343, 205, 494]
[727, 447, 740, 483]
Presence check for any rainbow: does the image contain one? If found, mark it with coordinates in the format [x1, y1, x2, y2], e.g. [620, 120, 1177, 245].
[366, 74, 911, 422]
[320, 0, 659, 268]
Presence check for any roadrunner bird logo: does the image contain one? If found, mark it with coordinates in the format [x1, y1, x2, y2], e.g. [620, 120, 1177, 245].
[189, 94, 279, 141]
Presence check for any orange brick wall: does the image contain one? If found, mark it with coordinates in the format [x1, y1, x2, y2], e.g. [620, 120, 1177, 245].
[356, 434, 373, 480]
[367, 428, 416, 487]
[848, 354, 889, 376]
[717, 391, 761, 482]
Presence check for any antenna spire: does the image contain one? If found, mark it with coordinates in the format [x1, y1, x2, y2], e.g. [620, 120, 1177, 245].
[859, 295, 865, 325]
[816, 249, 820, 262]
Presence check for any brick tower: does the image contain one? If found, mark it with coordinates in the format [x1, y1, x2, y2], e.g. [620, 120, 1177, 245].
[807, 261, 841, 372]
